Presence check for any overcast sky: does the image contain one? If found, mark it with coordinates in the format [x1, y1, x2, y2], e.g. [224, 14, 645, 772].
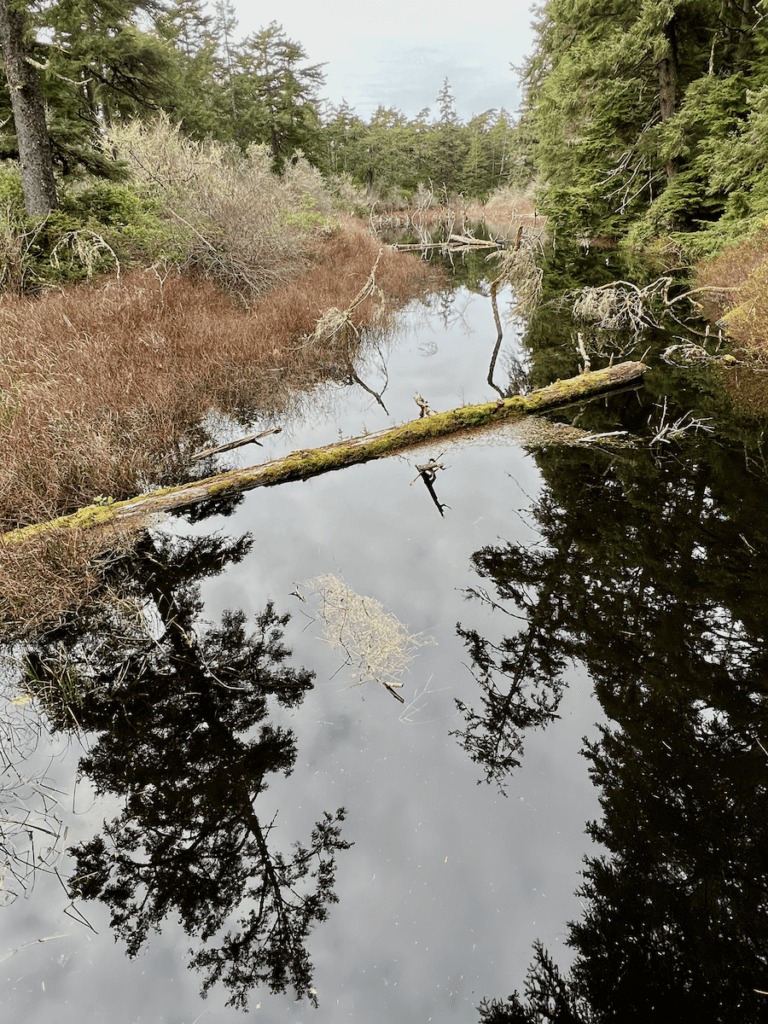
[229, 0, 536, 123]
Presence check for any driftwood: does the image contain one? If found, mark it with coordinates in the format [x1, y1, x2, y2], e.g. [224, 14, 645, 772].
[393, 234, 502, 253]
[1, 361, 648, 546]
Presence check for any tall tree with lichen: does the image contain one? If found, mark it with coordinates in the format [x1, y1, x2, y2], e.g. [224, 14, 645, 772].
[0, 0, 57, 213]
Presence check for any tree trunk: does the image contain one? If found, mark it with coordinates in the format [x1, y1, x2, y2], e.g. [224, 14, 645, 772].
[658, 18, 679, 184]
[0, 0, 58, 214]
[0, 361, 649, 546]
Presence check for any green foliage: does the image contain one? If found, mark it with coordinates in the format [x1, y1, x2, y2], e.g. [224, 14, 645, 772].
[61, 182, 153, 228]
[33, 1, 180, 172]
[318, 100, 517, 201]
[0, 164, 25, 220]
[513, 0, 768, 247]
[230, 22, 325, 169]
[279, 193, 330, 231]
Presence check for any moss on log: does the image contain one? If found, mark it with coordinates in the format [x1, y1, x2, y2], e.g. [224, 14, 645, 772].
[1, 361, 648, 546]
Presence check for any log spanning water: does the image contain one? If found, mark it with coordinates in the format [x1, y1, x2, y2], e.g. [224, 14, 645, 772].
[1, 362, 648, 546]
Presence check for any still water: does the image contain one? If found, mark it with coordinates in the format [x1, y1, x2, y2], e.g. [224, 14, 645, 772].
[3, 247, 768, 1023]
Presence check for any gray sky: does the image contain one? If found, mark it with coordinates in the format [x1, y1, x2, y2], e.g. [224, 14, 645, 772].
[229, 0, 536, 123]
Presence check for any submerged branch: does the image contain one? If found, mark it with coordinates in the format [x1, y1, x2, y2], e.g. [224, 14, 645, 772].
[1, 362, 649, 546]
[191, 427, 282, 461]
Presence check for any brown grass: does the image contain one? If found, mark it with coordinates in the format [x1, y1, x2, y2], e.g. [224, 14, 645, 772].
[695, 224, 768, 350]
[693, 223, 768, 415]
[0, 523, 138, 644]
[0, 219, 440, 534]
[0, 220, 441, 641]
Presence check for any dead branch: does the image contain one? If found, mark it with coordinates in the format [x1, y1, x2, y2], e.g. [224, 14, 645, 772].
[414, 392, 437, 417]
[191, 426, 282, 461]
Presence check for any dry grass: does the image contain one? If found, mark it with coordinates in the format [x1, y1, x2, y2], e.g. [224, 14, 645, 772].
[300, 573, 434, 700]
[0, 524, 137, 645]
[0, 221, 440, 640]
[692, 224, 768, 415]
[0, 220, 439, 534]
[695, 224, 768, 351]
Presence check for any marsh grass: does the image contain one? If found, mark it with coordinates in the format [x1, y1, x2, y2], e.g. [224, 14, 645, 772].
[0, 221, 437, 533]
[689, 224, 768, 414]
[0, 523, 137, 644]
[0, 221, 440, 640]
[695, 224, 768, 354]
[0, 118, 441, 639]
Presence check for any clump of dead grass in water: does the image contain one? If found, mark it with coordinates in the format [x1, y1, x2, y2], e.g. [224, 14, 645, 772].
[299, 574, 435, 702]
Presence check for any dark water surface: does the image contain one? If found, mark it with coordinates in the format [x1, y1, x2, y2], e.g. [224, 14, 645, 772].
[3, 247, 768, 1023]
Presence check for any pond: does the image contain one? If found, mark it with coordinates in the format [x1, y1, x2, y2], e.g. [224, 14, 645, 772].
[3, 240, 768, 1023]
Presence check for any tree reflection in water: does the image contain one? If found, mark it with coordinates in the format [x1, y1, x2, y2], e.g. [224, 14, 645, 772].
[464, 441, 768, 1021]
[22, 529, 350, 1011]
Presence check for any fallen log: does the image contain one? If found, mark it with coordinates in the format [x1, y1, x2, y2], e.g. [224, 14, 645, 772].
[392, 237, 502, 252]
[1, 361, 648, 546]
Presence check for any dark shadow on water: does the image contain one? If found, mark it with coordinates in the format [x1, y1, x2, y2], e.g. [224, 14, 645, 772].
[467, 432, 768, 1021]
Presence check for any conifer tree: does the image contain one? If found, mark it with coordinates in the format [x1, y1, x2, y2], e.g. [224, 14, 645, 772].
[232, 22, 325, 168]
[0, 0, 58, 212]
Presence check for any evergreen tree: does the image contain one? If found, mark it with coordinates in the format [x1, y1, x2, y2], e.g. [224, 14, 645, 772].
[436, 75, 459, 125]
[232, 22, 325, 168]
[31, 0, 178, 176]
[428, 83, 469, 194]
[211, 0, 238, 120]
[516, 0, 768, 235]
[155, 0, 223, 138]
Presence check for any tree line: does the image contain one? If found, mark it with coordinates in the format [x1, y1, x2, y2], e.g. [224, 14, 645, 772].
[5, 0, 762, 245]
[0, 0, 518, 216]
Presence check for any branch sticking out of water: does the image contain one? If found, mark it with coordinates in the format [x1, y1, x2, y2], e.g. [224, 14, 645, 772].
[485, 227, 544, 321]
[308, 250, 390, 413]
[191, 426, 282, 461]
[410, 458, 449, 517]
[648, 397, 714, 446]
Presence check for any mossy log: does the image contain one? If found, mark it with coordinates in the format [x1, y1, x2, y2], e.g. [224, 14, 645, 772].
[1, 361, 648, 546]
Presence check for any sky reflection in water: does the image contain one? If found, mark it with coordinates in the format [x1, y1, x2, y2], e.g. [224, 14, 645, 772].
[0, 281, 604, 1023]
